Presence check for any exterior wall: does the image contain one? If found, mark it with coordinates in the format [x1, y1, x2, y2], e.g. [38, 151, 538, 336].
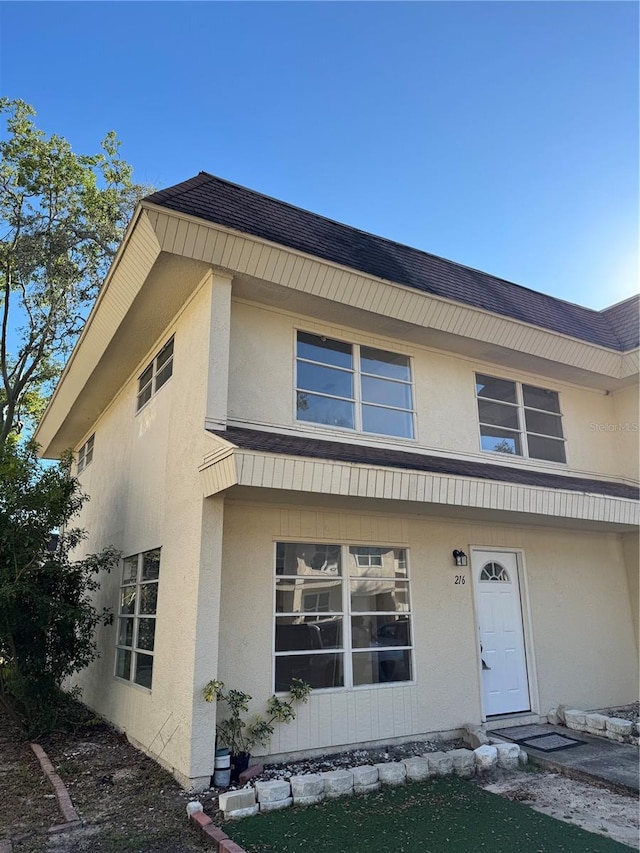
[612, 384, 639, 480]
[227, 300, 625, 481]
[621, 531, 639, 649]
[70, 275, 221, 786]
[216, 498, 639, 759]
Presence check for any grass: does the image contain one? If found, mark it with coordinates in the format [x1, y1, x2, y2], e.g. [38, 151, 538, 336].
[226, 776, 632, 853]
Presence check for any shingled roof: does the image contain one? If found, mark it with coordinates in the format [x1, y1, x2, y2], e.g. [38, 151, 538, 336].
[209, 426, 639, 501]
[600, 295, 640, 350]
[146, 173, 637, 351]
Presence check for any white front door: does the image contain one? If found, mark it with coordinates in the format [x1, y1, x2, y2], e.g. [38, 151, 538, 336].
[472, 550, 530, 716]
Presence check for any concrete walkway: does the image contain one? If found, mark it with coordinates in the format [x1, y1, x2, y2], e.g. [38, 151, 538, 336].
[490, 723, 639, 795]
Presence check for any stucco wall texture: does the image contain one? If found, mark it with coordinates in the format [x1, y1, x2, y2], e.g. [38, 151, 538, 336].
[218, 500, 638, 763]
[66, 287, 637, 787]
[228, 300, 634, 482]
[71, 274, 222, 785]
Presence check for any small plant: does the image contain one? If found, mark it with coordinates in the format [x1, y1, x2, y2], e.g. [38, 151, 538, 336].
[203, 678, 311, 755]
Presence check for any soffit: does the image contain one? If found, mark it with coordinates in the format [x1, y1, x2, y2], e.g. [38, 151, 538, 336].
[35, 212, 212, 456]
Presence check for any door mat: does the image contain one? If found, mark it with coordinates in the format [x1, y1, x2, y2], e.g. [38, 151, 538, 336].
[489, 725, 587, 752]
[489, 724, 551, 741]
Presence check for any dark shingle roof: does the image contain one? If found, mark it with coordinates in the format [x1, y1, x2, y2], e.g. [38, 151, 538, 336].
[146, 173, 637, 351]
[210, 427, 639, 501]
[600, 296, 640, 350]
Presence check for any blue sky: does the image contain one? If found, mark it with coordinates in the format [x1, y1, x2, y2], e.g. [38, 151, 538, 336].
[1, 1, 637, 310]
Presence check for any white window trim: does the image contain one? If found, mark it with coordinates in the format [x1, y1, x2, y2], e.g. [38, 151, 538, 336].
[273, 542, 415, 694]
[294, 330, 416, 440]
[136, 337, 174, 412]
[77, 434, 94, 474]
[475, 373, 566, 464]
[114, 549, 160, 690]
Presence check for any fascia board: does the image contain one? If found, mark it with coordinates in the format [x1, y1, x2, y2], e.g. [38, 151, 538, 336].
[34, 207, 161, 455]
[141, 203, 631, 380]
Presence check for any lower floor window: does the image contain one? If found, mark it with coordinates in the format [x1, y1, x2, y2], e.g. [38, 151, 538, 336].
[274, 543, 412, 691]
[115, 548, 160, 688]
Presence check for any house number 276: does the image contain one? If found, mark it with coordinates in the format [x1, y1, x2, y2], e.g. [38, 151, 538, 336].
[454, 575, 466, 585]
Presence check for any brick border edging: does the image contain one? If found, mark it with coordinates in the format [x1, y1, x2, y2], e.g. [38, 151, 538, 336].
[30, 742, 82, 831]
[190, 811, 248, 852]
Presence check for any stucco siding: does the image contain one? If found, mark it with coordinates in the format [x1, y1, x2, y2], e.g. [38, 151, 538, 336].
[621, 531, 639, 649]
[612, 384, 640, 480]
[228, 299, 627, 482]
[69, 278, 219, 785]
[215, 499, 638, 761]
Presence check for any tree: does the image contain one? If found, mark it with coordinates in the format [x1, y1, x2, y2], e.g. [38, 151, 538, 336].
[0, 441, 119, 736]
[0, 98, 148, 444]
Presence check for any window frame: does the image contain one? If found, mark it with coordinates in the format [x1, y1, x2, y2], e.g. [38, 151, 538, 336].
[273, 542, 414, 693]
[294, 330, 416, 440]
[474, 372, 566, 464]
[114, 548, 161, 690]
[136, 337, 174, 412]
[77, 433, 95, 474]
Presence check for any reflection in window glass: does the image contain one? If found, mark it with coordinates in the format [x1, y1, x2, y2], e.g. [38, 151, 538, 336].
[137, 338, 174, 411]
[275, 653, 344, 692]
[134, 653, 154, 688]
[275, 578, 343, 613]
[116, 549, 160, 689]
[352, 649, 412, 686]
[297, 332, 352, 368]
[522, 384, 561, 414]
[275, 544, 412, 690]
[296, 332, 414, 438]
[116, 648, 131, 680]
[350, 580, 410, 613]
[276, 543, 342, 576]
[361, 347, 411, 381]
[296, 393, 355, 429]
[476, 373, 565, 462]
[142, 549, 161, 581]
[297, 362, 353, 399]
[77, 434, 95, 474]
[476, 374, 517, 404]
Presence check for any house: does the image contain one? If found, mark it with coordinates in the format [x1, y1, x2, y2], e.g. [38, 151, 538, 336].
[34, 173, 639, 788]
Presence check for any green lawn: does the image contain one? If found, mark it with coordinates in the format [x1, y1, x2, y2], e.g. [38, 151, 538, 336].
[226, 776, 631, 853]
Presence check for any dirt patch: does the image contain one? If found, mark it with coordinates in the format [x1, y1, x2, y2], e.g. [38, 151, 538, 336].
[0, 707, 206, 852]
[478, 768, 639, 850]
[0, 711, 60, 847]
[2, 704, 637, 852]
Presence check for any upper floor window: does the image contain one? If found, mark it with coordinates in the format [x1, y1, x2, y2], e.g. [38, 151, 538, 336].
[274, 543, 413, 692]
[115, 548, 160, 689]
[137, 338, 174, 411]
[77, 434, 94, 473]
[475, 373, 566, 463]
[296, 332, 414, 439]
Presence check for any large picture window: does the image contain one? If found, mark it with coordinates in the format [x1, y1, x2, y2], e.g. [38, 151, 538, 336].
[137, 338, 174, 411]
[115, 548, 160, 689]
[274, 543, 412, 692]
[296, 332, 414, 439]
[475, 373, 566, 463]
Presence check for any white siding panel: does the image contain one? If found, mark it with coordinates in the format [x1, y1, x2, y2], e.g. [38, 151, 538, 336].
[243, 242, 264, 278]
[225, 236, 245, 272]
[171, 219, 189, 255]
[191, 225, 209, 261]
[201, 227, 220, 264]
[182, 222, 198, 258]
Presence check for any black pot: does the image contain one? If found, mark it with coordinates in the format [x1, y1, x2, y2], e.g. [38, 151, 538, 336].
[230, 752, 251, 783]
